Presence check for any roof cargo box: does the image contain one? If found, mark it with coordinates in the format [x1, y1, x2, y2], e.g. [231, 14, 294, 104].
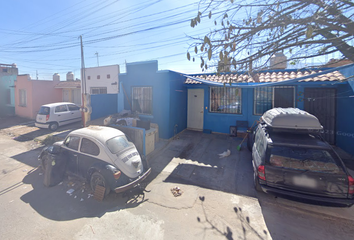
[261, 108, 323, 131]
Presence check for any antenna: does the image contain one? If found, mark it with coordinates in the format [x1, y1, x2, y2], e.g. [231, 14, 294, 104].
[95, 52, 99, 67]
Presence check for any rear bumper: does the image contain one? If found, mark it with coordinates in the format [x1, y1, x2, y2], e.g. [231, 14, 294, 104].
[260, 184, 354, 206]
[114, 168, 151, 193]
[35, 122, 50, 129]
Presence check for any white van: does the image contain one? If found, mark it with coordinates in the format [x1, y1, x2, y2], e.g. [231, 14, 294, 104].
[35, 102, 82, 131]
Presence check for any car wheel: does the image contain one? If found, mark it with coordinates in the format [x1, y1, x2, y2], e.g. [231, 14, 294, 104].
[254, 171, 262, 192]
[90, 172, 110, 196]
[49, 122, 59, 131]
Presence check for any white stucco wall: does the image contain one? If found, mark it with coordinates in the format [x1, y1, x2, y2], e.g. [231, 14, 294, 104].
[84, 65, 120, 94]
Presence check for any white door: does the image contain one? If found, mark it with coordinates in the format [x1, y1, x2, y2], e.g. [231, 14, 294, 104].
[187, 89, 204, 130]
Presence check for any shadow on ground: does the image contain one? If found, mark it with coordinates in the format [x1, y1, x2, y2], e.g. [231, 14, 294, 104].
[20, 167, 148, 221]
[162, 130, 256, 198]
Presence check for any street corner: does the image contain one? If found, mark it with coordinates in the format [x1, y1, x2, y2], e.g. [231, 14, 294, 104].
[145, 181, 198, 209]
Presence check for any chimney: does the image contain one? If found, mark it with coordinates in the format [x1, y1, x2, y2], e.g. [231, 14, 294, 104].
[270, 52, 287, 69]
[53, 73, 60, 81]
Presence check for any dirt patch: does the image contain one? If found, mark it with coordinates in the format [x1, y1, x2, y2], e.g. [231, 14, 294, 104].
[178, 143, 195, 159]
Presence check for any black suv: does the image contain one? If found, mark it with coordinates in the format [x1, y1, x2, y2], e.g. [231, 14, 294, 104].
[249, 108, 354, 206]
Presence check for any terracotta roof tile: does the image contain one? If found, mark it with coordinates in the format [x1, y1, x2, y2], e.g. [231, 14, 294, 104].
[185, 69, 345, 84]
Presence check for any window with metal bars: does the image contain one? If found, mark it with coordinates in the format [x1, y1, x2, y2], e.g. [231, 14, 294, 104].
[210, 87, 242, 114]
[90, 87, 107, 94]
[132, 87, 152, 115]
[254, 86, 295, 115]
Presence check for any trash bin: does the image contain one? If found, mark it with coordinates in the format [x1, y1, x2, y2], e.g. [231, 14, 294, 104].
[43, 154, 67, 187]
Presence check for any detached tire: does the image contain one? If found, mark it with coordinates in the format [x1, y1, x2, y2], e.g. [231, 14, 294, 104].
[49, 122, 59, 131]
[90, 172, 110, 196]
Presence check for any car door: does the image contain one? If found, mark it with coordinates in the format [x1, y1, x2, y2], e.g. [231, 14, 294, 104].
[67, 104, 82, 123]
[77, 137, 103, 177]
[61, 135, 81, 175]
[54, 104, 71, 126]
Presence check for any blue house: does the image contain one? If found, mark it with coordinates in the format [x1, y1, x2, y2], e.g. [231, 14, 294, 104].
[0, 64, 18, 117]
[184, 64, 354, 156]
[89, 59, 354, 156]
[119, 61, 187, 139]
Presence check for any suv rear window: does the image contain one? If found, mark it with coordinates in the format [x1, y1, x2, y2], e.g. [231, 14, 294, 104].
[38, 106, 50, 115]
[269, 146, 344, 174]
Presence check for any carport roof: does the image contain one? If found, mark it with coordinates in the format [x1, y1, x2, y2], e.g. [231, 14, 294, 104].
[185, 69, 346, 84]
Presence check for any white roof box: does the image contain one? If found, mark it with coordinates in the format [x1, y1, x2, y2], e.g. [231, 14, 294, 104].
[261, 108, 323, 130]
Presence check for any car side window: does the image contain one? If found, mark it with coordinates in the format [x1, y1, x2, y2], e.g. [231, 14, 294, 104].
[68, 104, 80, 111]
[55, 105, 68, 113]
[80, 138, 100, 156]
[64, 136, 80, 151]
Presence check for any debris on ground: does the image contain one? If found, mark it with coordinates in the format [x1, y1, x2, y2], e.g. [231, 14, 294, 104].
[171, 186, 183, 197]
[66, 189, 75, 195]
[93, 185, 106, 201]
[218, 149, 231, 158]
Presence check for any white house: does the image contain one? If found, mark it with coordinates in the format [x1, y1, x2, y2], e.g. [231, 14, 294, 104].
[84, 65, 120, 94]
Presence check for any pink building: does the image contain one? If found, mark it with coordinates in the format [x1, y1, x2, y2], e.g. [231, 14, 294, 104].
[15, 74, 62, 119]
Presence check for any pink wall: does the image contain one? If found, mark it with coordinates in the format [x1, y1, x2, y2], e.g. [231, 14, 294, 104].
[15, 75, 62, 119]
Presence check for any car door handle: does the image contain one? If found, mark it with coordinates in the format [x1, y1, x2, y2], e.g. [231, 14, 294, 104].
[73, 154, 77, 157]
[58, 115, 61, 117]
[71, 112, 74, 114]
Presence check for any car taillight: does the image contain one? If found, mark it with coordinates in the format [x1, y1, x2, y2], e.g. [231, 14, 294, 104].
[113, 170, 121, 180]
[46, 114, 50, 121]
[348, 176, 354, 195]
[257, 165, 266, 181]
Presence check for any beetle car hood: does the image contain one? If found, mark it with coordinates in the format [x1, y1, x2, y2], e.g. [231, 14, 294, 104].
[113, 147, 144, 179]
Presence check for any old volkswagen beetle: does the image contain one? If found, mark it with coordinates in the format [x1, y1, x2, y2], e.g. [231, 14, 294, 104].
[38, 126, 151, 196]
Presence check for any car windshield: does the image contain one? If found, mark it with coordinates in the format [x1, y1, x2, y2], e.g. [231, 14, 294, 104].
[269, 146, 344, 173]
[38, 106, 50, 115]
[106, 136, 134, 154]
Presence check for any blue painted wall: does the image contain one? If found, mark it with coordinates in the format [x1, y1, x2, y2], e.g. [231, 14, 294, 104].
[336, 83, 354, 156]
[120, 61, 186, 139]
[168, 71, 187, 138]
[90, 94, 118, 120]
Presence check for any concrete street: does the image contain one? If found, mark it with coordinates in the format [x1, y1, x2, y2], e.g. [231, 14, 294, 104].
[0, 119, 354, 239]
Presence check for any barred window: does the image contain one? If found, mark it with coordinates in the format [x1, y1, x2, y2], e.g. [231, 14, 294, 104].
[254, 86, 295, 115]
[210, 87, 242, 114]
[132, 87, 152, 115]
[90, 87, 107, 94]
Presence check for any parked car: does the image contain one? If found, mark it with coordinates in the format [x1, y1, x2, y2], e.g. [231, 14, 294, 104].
[251, 108, 354, 206]
[38, 126, 151, 196]
[35, 102, 82, 131]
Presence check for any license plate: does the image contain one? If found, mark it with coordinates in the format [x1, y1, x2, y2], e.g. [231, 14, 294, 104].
[292, 176, 317, 188]
[38, 117, 42, 120]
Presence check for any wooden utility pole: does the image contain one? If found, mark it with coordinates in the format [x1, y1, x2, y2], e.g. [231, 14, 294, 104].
[80, 35, 87, 127]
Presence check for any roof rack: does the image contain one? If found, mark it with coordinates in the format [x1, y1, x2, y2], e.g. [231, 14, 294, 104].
[261, 108, 323, 131]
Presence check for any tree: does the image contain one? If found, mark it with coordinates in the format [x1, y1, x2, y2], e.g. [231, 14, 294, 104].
[187, 0, 354, 72]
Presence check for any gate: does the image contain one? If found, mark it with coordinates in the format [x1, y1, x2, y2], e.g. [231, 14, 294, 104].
[304, 88, 336, 144]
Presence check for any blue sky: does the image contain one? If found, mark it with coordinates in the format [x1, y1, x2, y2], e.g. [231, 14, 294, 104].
[0, 0, 212, 80]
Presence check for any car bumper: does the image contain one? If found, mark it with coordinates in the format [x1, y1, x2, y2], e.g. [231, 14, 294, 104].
[35, 122, 50, 129]
[260, 184, 354, 206]
[114, 168, 151, 193]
